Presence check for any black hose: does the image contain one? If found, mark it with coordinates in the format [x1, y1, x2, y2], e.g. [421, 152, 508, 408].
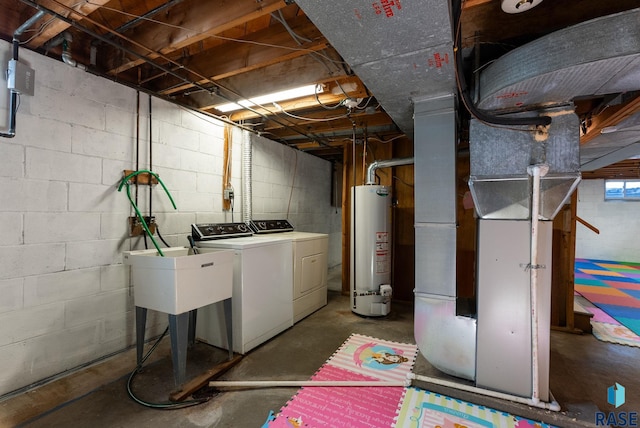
[453, 3, 551, 128]
[126, 327, 209, 409]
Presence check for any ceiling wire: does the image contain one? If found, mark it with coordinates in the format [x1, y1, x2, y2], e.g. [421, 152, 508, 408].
[21, 0, 334, 148]
[83, 0, 348, 65]
[79, 0, 351, 135]
[273, 102, 350, 122]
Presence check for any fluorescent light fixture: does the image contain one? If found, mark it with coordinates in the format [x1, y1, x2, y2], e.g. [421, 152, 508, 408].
[215, 84, 323, 113]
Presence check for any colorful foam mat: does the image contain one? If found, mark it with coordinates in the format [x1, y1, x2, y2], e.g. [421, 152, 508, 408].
[266, 334, 556, 428]
[267, 333, 418, 428]
[574, 258, 640, 337]
[394, 388, 555, 428]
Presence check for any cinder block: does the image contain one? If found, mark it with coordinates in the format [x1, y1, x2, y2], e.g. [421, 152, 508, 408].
[150, 143, 181, 169]
[24, 212, 100, 244]
[64, 289, 131, 328]
[100, 264, 129, 292]
[158, 120, 200, 151]
[178, 191, 215, 212]
[0, 143, 24, 178]
[0, 213, 22, 245]
[29, 85, 106, 130]
[0, 302, 65, 346]
[0, 278, 23, 314]
[24, 268, 100, 307]
[181, 150, 216, 173]
[26, 147, 102, 184]
[105, 105, 136, 137]
[12, 115, 73, 152]
[71, 125, 133, 161]
[66, 239, 125, 270]
[69, 183, 131, 213]
[0, 243, 66, 280]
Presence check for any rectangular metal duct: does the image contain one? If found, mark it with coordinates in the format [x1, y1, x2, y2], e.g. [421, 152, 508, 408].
[469, 106, 581, 220]
[295, 0, 457, 137]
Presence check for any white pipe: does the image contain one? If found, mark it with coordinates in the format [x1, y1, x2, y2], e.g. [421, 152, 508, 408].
[408, 373, 561, 412]
[527, 163, 548, 404]
[209, 380, 408, 388]
[242, 132, 252, 223]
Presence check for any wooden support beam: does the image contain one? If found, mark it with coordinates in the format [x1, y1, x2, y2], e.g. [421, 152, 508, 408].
[169, 354, 243, 402]
[27, 0, 112, 48]
[106, 0, 287, 75]
[155, 17, 327, 95]
[581, 95, 640, 145]
[576, 215, 600, 234]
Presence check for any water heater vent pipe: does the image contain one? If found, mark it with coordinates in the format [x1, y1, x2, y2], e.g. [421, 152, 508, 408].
[365, 157, 414, 185]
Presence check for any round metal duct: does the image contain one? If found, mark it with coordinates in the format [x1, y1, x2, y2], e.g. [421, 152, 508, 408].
[477, 8, 640, 112]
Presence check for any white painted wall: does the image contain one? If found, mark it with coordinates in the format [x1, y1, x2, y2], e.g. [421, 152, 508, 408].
[0, 40, 338, 397]
[576, 179, 640, 262]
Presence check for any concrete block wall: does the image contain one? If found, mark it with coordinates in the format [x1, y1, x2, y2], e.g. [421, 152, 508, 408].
[0, 40, 337, 397]
[249, 133, 342, 267]
[576, 179, 640, 262]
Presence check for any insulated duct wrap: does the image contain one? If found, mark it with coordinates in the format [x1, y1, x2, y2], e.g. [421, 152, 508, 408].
[477, 8, 640, 112]
[295, 0, 456, 136]
[475, 8, 640, 168]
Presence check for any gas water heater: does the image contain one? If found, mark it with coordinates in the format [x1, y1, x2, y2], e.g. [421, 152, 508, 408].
[350, 185, 392, 316]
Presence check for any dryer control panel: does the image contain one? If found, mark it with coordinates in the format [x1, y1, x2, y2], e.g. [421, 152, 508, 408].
[249, 219, 294, 234]
[191, 222, 252, 240]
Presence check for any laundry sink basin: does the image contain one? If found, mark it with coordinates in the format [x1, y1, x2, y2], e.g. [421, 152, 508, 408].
[123, 247, 233, 314]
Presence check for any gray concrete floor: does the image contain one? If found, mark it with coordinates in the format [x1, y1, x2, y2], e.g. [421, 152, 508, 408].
[5, 269, 640, 427]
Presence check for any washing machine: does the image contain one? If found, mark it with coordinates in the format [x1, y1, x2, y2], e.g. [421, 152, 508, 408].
[248, 220, 328, 323]
[191, 222, 293, 354]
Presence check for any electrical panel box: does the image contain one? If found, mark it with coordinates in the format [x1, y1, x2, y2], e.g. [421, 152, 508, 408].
[7, 60, 35, 96]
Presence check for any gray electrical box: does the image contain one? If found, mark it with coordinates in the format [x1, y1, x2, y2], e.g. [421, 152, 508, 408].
[7, 59, 35, 96]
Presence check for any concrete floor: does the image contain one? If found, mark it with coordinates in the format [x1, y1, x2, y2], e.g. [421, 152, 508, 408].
[3, 270, 639, 427]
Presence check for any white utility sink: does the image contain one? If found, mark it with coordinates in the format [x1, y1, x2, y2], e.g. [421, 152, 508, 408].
[123, 247, 233, 314]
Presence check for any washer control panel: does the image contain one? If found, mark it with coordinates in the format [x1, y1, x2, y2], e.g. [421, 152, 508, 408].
[249, 219, 294, 234]
[191, 222, 252, 240]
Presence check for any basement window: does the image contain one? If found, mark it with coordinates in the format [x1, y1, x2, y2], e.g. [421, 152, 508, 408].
[604, 179, 640, 200]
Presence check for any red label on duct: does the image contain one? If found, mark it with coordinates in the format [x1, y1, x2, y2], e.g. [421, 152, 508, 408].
[372, 0, 402, 17]
[496, 91, 528, 99]
[428, 52, 449, 69]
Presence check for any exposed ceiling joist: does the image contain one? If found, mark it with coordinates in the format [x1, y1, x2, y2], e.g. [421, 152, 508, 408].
[105, 0, 287, 75]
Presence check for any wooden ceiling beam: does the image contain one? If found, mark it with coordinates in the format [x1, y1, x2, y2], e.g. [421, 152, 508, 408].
[26, 0, 112, 48]
[581, 95, 640, 145]
[106, 0, 287, 75]
[267, 111, 395, 139]
[155, 17, 327, 95]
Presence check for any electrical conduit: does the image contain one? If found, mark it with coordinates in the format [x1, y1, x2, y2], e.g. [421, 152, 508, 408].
[1, 10, 46, 138]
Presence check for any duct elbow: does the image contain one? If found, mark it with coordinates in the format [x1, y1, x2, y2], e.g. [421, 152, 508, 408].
[414, 293, 477, 381]
[61, 51, 86, 71]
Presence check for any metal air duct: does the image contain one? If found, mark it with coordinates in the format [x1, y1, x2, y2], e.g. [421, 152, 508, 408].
[476, 8, 640, 169]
